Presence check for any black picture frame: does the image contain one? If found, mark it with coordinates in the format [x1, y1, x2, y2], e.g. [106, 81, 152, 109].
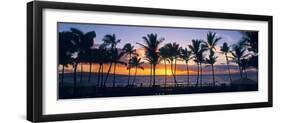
[27, 1, 273, 122]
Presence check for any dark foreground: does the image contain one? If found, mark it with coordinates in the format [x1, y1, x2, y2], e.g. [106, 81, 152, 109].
[59, 79, 258, 99]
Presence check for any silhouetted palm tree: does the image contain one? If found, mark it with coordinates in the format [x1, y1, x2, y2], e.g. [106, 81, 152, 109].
[180, 47, 192, 86]
[159, 46, 170, 88]
[102, 34, 121, 85]
[128, 56, 144, 86]
[205, 50, 218, 87]
[70, 28, 96, 84]
[111, 49, 126, 87]
[240, 59, 249, 79]
[137, 33, 164, 88]
[188, 39, 207, 87]
[231, 45, 248, 79]
[205, 32, 221, 87]
[240, 31, 258, 68]
[94, 46, 110, 88]
[198, 48, 207, 86]
[122, 43, 136, 86]
[164, 43, 180, 86]
[59, 31, 79, 86]
[220, 42, 232, 83]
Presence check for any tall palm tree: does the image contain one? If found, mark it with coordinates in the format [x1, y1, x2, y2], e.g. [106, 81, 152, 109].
[128, 56, 145, 86]
[188, 39, 207, 87]
[159, 46, 170, 88]
[205, 32, 221, 87]
[59, 31, 79, 86]
[102, 34, 121, 85]
[231, 45, 247, 79]
[122, 43, 136, 86]
[220, 42, 232, 83]
[70, 28, 96, 84]
[137, 33, 164, 88]
[180, 47, 192, 86]
[164, 43, 180, 86]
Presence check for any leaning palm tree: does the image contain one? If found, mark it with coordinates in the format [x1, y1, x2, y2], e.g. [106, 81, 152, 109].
[122, 43, 136, 86]
[188, 39, 207, 87]
[111, 49, 127, 87]
[231, 45, 248, 79]
[220, 42, 233, 83]
[159, 46, 171, 88]
[102, 34, 121, 85]
[179, 47, 192, 86]
[128, 56, 145, 86]
[137, 33, 164, 88]
[205, 32, 221, 87]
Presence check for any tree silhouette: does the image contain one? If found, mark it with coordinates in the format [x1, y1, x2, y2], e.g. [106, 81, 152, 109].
[122, 43, 137, 86]
[180, 47, 192, 86]
[137, 33, 164, 89]
[220, 42, 233, 83]
[102, 34, 121, 85]
[205, 32, 221, 87]
[128, 56, 144, 86]
[70, 28, 96, 85]
[159, 46, 171, 88]
[163, 43, 180, 86]
[240, 32, 258, 68]
[111, 49, 126, 87]
[231, 45, 248, 79]
[189, 39, 207, 87]
[59, 31, 79, 86]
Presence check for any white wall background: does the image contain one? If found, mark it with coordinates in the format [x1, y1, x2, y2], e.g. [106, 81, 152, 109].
[0, 0, 279, 123]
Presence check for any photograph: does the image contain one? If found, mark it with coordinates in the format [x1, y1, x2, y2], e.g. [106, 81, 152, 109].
[58, 22, 259, 99]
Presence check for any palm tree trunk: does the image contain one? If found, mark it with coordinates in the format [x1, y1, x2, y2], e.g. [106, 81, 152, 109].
[132, 67, 137, 86]
[200, 63, 203, 87]
[97, 64, 102, 87]
[127, 53, 132, 86]
[186, 62, 190, 86]
[61, 65, 65, 86]
[244, 69, 248, 79]
[104, 62, 113, 84]
[238, 65, 243, 79]
[164, 60, 167, 88]
[149, 64, 152, 87]
[170, 60, 177, 86]
[101, 64, 104, 88]
[88, 63, 92, 83]
[73, 63, 78, 95]
[225, 55, 232, 83]
[196, 63, 199, 87]
[113, 63, 117, 87]
[211, 64, 215, 87]
[174, 59, 177, 83]
[153, 64, 156, 89]
[127, 68, 131, 86]
[80, 64, 83, 82]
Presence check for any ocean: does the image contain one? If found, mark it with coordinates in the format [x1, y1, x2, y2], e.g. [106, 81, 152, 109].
[59, 72, 258, 87]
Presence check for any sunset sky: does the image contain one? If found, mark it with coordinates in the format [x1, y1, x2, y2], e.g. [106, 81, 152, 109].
[58, 22, 254, 76]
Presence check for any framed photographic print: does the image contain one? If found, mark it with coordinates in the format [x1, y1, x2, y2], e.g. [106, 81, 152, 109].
[27, 1, 273, 122]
